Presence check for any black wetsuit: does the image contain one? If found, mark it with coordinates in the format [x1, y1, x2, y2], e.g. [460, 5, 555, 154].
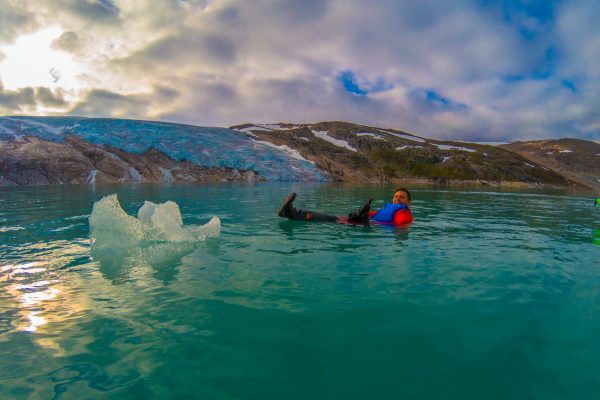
[280, 197, 372, 223]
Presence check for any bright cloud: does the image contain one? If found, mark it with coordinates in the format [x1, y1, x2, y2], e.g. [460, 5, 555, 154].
[0, 27, 84, 91]
[0, 0, 598, 141]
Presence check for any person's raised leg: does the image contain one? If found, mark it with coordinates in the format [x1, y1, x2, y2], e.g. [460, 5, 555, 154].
[278, 192, 298, 218]
[278, 193, 338, 222]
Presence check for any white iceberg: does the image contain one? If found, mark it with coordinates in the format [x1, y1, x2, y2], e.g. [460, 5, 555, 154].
[90, 194, 220, 247]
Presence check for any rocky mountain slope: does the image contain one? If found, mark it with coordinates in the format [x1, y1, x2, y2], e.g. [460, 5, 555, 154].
[231, 121, 593, 189]
[0, 135, 262, 185]
[502, 139, 600, 190]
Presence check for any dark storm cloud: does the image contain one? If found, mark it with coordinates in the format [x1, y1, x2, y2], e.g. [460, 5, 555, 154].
[68, 89, 150, 118]
[68, 0, 120, 23]
[36, 87, 67, 107]
[153, 86, 181, 102]
[0, 85, 35, 110]
[0, 82, 67, 112]
[113, 29, 236, 71]
[0, 3, 38, 44]
[158, 77, 237, 125]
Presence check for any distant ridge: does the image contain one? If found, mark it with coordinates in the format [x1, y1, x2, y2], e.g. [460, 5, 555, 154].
[502, 138, 600, 191]
[231, 121, 599, 190]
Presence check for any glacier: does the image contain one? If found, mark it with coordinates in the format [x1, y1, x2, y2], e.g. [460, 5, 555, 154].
[0, 116, 328, 181]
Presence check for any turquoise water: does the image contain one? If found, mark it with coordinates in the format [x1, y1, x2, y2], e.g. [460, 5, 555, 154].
[1, 183, 599, 399]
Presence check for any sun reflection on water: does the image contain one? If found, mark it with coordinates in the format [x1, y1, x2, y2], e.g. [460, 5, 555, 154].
[0, 251, 92, 354]
[25, 311, 47, 332]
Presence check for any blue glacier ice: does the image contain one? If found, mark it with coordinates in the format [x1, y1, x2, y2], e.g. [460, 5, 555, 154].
[0, 116, 329, 181]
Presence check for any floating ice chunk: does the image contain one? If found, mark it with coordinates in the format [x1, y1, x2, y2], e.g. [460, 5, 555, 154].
[148, 201, 193, 243]
[195, 216, 221, 241]
[137, 201, 159, 224]
[90, 194, 220, 248]
[89, 194, 145, 247]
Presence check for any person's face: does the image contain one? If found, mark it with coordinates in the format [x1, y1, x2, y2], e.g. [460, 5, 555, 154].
[392, 191, 410, 206]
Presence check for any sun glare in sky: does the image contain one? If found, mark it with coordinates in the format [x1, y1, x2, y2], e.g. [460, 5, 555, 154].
[0, 27, 84, 91]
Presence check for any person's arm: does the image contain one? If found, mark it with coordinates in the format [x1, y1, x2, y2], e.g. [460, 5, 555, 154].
[392, 209, 413, 225]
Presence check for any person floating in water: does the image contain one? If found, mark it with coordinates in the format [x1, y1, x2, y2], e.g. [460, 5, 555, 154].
[277, 188, 413, 226]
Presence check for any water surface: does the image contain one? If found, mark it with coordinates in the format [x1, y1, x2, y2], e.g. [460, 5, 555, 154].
[1, 183, 598, 399]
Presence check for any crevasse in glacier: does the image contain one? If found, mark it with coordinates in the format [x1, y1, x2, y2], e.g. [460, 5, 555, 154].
[0, 116, 329, 181]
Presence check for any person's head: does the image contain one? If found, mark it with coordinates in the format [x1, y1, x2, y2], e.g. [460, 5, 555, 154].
[392, 187, 411, 206]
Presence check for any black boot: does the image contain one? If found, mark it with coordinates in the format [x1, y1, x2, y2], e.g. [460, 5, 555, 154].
[278, 192, 298, 218]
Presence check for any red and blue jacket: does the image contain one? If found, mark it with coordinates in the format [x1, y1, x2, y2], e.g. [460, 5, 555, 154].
[369, 203, 413, 226]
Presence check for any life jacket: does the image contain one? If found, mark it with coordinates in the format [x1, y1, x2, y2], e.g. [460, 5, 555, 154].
[372, 203, 409, 224]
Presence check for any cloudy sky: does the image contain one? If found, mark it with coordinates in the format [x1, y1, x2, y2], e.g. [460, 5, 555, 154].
[0, 0, 598, 141]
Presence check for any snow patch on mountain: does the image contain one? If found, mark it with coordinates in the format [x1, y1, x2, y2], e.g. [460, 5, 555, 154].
[434, 144, 477, 152]
[356, 132, 385, 140]
[253, 140, 313, 163]
[461, 141, 507, 146]
[378, 129, 426, 143]
[261, 124, 300, 131]
[311, 130, 357, 152]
